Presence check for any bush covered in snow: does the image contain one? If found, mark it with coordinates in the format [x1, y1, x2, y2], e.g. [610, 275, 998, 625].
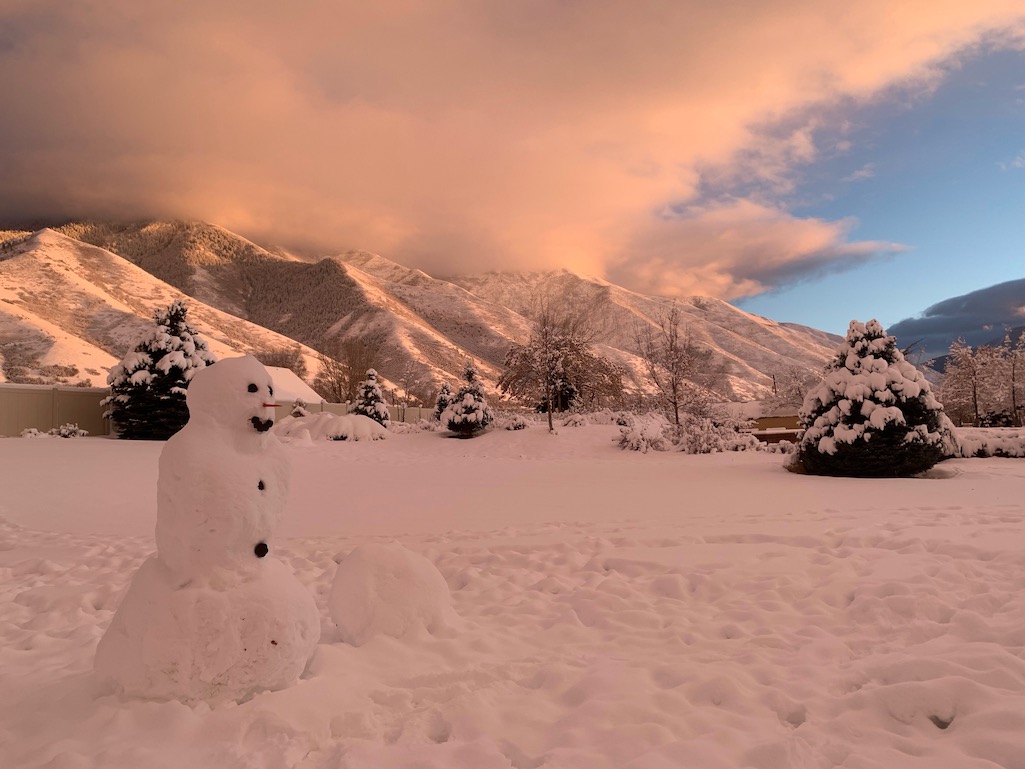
[273, 412, 387, 442]
[50, 422, 89, 438]
[102, 300, 216, 440]
[442, 362, 494, 437]
[670, 414, 759, 454]
[290, 398, 309, 418]
[617, 414, 672, 453]
[502, 414, 531, 431]
[19, 428, 43, 438]
[351, 369, 390, 428]
[433, 382, 453, 421]
[562, 413, 588, 428]
[389, 419, 441, 434]
[617, 411, 779, 455]
[949, 427, 1025, 458]
[795, 320, 946, 477]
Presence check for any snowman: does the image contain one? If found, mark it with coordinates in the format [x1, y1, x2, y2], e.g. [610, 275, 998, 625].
[95, 356, 320, 702]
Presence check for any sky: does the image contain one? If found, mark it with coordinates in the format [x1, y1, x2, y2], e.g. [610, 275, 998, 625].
[0, 1, 1022, 341]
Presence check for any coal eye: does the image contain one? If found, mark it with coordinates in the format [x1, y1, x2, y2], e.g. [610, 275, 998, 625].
[248, 384, 258, 393]
[268, 386, 274, 397]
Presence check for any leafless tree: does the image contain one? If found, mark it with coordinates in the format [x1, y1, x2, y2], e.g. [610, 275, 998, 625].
[396, 361, 434, 408]
[312, 353, 349, 403]
[499, 290, 611, 432]
[764, 364, 821, 412]
[635, 301, 722, 426]
[311, 329, 387, 403]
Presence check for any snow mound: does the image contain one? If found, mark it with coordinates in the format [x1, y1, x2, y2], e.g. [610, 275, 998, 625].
[95, 555, 320, 702]
[274, 412, 388, 442]
[329, 544, 457, 646]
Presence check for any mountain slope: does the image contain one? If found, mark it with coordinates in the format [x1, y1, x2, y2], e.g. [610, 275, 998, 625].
[0, 229, 320, 385]
[2, 222, 843, 400]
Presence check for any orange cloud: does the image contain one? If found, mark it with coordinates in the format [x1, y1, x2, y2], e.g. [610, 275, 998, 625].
[0, 1, 1021, 295]
[608, 200, 908, 299]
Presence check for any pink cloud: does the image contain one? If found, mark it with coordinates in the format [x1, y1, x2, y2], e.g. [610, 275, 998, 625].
[608, 200, 908, 299]
[0, 1, 1021, 294]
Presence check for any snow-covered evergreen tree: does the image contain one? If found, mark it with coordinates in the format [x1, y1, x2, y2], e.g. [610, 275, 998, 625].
[795, 319, 946, 477]
[351, 368, 390, 427]
[433, 382, 452, 421]
[102, 300, 217, 440]
[442, 362, 494, 437]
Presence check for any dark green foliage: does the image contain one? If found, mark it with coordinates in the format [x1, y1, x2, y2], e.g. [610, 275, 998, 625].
[795, 319, 946, 478]
[434, 382, 452, 421]
[444, 362, 493, 437]
[351, 368, 390, 427]
[102, 300, 216, 440]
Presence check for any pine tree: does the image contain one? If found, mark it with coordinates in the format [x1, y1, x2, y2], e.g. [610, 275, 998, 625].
[102, 300, 217, 440]
[795, 319, 946, 477]
[351, 368, 390, 427]
[433, 382, 453, 421]
[443, 362, 494, 437]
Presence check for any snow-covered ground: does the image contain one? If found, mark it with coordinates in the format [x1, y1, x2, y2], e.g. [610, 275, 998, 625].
[1, 425, 1023, 768]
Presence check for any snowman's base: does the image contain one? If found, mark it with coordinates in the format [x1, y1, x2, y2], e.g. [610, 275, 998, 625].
[95, 555, 320, 703]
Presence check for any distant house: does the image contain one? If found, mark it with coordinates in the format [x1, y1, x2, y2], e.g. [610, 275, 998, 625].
[727, 401, 801, 444]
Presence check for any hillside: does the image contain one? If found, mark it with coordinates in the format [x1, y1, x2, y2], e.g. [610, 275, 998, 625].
[0, 229, 321, 385]
[1, 222, 842, 399]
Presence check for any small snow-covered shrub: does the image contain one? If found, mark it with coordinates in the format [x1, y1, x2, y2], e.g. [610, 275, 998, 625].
[562, 413, 588, 428]
[50, 423, 88, 438]
[667, 413, 753, 454]
[443, 362, 493, 437]
[617, 415, 671, 453]
[582, 408, 632, 426]
[351, 369, 390, 427]
[504, 414, 530, 430]
[273, 412, 387, 442]
[763, 439, 796, 455]
[388, 419, 440, 434]
[20, 428, 43, 438]
[433, 382, 453, 421]
[950, 427, 1025, 458]
[290, 398, 309, 418]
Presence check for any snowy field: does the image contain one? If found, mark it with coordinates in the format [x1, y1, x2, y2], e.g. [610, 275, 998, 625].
[1, 425, 1023, 769]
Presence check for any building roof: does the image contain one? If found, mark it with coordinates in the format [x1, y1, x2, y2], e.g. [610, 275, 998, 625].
[265, 366, 323, 404]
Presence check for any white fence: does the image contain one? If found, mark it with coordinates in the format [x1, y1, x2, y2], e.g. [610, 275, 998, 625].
[0, 383, 432, 437]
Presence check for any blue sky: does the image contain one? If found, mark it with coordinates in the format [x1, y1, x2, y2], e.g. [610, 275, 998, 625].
[736, 47, 1024, 336]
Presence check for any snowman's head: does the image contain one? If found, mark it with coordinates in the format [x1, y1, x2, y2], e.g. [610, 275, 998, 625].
[185, 356, 278, 434]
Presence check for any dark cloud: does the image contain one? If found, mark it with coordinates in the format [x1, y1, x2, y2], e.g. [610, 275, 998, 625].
[889, 279, 1025, 359]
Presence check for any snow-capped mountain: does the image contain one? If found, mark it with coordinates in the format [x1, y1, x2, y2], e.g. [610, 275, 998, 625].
[0, 229, 322, 386]
[0, 222, 842, 398]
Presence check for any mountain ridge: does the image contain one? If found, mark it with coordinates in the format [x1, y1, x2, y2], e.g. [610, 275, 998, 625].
[1, 221, 842, 401]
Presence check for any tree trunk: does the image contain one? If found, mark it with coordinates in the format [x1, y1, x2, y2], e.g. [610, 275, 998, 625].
[546, 382, 555, 433]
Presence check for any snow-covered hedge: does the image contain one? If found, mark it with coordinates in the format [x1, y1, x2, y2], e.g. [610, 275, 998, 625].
[949, 428, 1025, 458]
[500, 414, 532, 431]
[21, 423, 89, 438]
[615, 413, 758, 454]
[273, 412, 387, 442]
[617, 414, 672, 453]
